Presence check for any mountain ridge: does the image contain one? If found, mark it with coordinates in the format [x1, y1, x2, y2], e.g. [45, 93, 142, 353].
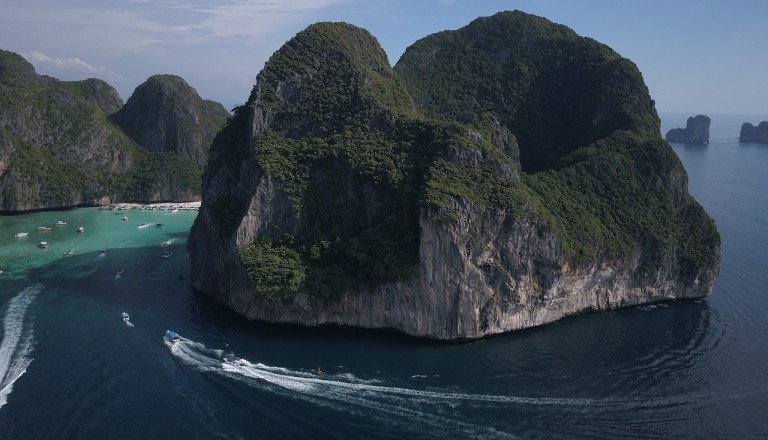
[0, 49, 229, 211]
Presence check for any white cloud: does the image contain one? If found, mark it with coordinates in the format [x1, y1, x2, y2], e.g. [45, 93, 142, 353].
[183, 0, 347, 38]
[22, 51, 126, 83]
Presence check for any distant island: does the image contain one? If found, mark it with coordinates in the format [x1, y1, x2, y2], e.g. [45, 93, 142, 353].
[665, 115, 710, 143]
[739, 121, 768, 144]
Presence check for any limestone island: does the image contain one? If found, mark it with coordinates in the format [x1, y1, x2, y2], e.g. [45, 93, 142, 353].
[188, 11, 721, 340]
[665, 115, 711, 143]
[0, 51, 229, 212]
[739, 121, 768, 144]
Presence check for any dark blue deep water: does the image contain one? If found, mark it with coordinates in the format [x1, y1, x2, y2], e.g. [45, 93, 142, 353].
[0, 113, 766, 439]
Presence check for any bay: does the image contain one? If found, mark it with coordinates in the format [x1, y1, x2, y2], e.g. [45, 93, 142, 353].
[0, 113, 766, 439]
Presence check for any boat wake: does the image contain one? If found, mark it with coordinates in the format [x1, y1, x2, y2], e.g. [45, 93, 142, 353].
[167, 336, 626, 438]
[164, 335, 740, 437]
[0, 285, 42, 409]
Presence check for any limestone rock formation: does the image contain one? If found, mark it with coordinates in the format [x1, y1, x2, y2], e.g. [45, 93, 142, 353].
[665, 115, 711, 143]
[0, 50, 228, 211]
[188, 12, 721, 339]
[0, 49, 134, 211]
[110, 75, 230, 167]
[739, 121, 768, 144]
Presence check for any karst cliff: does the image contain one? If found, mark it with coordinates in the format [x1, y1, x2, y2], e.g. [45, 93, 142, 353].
[188, 11, 721, 339]
[0, 50, 229, 211]
[739, 121, 768, 144]
[665, 115, 710, 143]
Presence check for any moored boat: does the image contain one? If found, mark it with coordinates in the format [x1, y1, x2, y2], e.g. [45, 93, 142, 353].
[56, 220, 67, 225]
[39, 241, 48, 248]
[77, 227, 84, 233]
[37, 226, 51, 231]
[14, 232, 28, 238]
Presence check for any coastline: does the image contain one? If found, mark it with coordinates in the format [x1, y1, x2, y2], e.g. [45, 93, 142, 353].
[102, 201, 201, 211]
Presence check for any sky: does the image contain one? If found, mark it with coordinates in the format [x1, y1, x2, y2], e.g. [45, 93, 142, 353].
[2, 0, 767, 116]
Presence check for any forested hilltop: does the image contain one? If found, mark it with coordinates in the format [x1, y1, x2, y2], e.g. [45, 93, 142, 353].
[0, 50, 229, 212]
[189, 11, 721, 339]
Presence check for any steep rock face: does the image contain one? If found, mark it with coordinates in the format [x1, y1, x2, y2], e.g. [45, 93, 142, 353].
[665, 115, 710, 143]
[189, 13, 721, 339]
[739, 121, 768, 143]
[0, 49, 135, 211]
[0, 50, 227, 211]
[110, 74, 230, 167]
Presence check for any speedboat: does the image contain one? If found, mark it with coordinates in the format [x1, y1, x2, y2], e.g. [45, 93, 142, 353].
[99, 248, 107, 256]
[115, 268, 125, 278]
[37, 226, 51, 231]
[137, 223, 148, 228]
[77, 227, 84, 233]
[165, 330, 180, 343]
[161, 251, 173, 259]
[122, 312, 130, 322]
[56, 220, 67, 225]
[223, 354, 241, 366]
[39, 241, 48, 248]
[122, 216, 128, 221]
[63, 248, 75, 255]
[155, 223, 165, 229]
[14, 232, 28, 238]
[159, 239, 174, 248]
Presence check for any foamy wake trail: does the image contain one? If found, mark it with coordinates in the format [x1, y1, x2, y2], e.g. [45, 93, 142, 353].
[0, 285, 42, 408]
[166, 336, 526, 438]
[125, 321, 134, 327]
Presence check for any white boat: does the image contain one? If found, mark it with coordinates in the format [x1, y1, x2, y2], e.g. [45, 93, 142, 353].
[223, 354, 241, 366]
[37, 226, 51, 231]
[159, 239, 175, 248]
[122, 216, 128, 221]
[14, 232, 28, 238]
[63, 248, 75, 255]
[56, 220, 67, 225]
[122, 312, 129, 322]
[115, 268, 125, 278]
[39, 241, 48, 248]
[77, 227, 84, 233]
[137, 223, 151, 229]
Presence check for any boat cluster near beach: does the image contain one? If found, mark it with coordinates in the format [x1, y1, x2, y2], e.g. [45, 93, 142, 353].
[103, 202, 201, 211]
[13, 219, 84, 243]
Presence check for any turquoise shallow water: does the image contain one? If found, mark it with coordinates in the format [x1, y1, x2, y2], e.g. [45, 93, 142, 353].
[0, 114, 767, 439]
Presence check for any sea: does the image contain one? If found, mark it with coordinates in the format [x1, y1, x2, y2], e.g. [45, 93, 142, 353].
[0, 113, 766, 439]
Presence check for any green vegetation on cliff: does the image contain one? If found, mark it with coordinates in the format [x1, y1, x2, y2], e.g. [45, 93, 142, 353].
[0, 49, 223, 210]
[214, 13, 719, 301]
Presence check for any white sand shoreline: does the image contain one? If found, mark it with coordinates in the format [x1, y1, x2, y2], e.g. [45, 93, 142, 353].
[101, 201, 201, 211]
